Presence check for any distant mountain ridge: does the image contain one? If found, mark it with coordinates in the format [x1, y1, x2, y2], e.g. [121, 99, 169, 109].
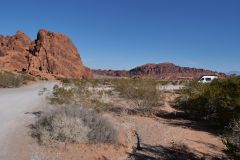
[93, 63, 226, 79]
[227, 71, 240, 76]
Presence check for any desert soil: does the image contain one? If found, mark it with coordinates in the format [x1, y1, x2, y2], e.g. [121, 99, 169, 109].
[0, 83, 227, 160]
[124, 94, 227, 160]
[0, 82, 56, 160]
[0, 82, 135, 160]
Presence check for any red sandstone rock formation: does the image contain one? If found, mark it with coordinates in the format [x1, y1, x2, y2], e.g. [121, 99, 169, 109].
[129, 63, 225, 79]
[93, 63, 225, 80]
[0, 29, 92, 79]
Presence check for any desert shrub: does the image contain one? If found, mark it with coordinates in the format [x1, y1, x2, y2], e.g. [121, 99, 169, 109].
[0, 70, 34, 88]
[49, 85, 75, 105]
[112, 79, 163, 109]
[31, 106, 117, 146]
[50, 78, 163, 116]
[48, 80, 113, 113]
[177, 78, 240, 127]
[56, 77, 72, 84]
[223, 119, 240, 159]
[56, 77, 84, 85]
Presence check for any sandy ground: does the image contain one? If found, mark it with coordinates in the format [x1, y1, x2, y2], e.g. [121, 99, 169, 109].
[0, 82, 56, 160]
[0, 83, 228, 160]
[124, 94, 228, 160]
[0, 82, 135, 160]
[124, 116, 227, 160]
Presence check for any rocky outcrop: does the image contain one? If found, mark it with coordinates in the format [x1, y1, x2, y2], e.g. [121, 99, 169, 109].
[93, 63, 225, 80]
[0, 29, 92, 79]
[129, 63, 225, 79]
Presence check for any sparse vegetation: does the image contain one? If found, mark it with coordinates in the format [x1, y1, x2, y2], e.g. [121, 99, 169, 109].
[176, 78, 240, 127]
[0, 70, 34, 88]
[49, 78, 164, 116]
[49, 85, 75, 105]
[174, 77, 240, 159]
[112, 79, 164, 115]
[113, 79, 159, 104]
[31, 106, 117, 146]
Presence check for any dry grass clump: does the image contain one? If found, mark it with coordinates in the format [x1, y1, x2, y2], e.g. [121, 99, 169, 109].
[31, 106, 117, 147]
[0, 70, 34, 88]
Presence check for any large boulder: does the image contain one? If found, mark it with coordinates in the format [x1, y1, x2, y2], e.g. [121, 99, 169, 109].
[0, 29, 92, 79]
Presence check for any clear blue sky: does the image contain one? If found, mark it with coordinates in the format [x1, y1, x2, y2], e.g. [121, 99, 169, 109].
[0, 0, 239, 72]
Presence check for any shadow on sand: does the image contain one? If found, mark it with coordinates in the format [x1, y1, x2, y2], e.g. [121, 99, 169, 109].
[156, 110, 222, 136]
[128, 143, 226, 160]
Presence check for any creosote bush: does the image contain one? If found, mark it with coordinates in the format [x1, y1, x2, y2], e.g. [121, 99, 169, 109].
[31, 106, 117, 147]
[112, 79, 163, 109]
[177, 78, 240, 127]
[223, 119, 240, 159]
[0, 70, 34, 88]
[49, 85, 75, 105]
[174, 78, 240, 159]
[50, 78, 164, 116]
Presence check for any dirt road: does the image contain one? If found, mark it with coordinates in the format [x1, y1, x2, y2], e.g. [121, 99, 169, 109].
[0, 82, 56, 160]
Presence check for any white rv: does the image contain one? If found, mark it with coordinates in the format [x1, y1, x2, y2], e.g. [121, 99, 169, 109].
[198, 76, 218, 83]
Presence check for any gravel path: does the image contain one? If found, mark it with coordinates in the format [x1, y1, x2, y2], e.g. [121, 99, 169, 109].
[0, 82, 56, 160]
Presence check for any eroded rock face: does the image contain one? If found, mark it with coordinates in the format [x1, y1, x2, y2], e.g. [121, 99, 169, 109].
[0, 29, 92, 79]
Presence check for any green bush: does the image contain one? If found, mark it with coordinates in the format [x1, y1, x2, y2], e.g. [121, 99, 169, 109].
[0, 70, 34, 88]
[49, 85, 75, 105]
[177, 78, 240, 127]
[223, 119, 240, 159]
[112, 79, 163, 109]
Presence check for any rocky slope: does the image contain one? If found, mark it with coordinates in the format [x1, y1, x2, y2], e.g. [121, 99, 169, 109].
[93, 63, 225, 79]
[0, 29, 92, 79]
